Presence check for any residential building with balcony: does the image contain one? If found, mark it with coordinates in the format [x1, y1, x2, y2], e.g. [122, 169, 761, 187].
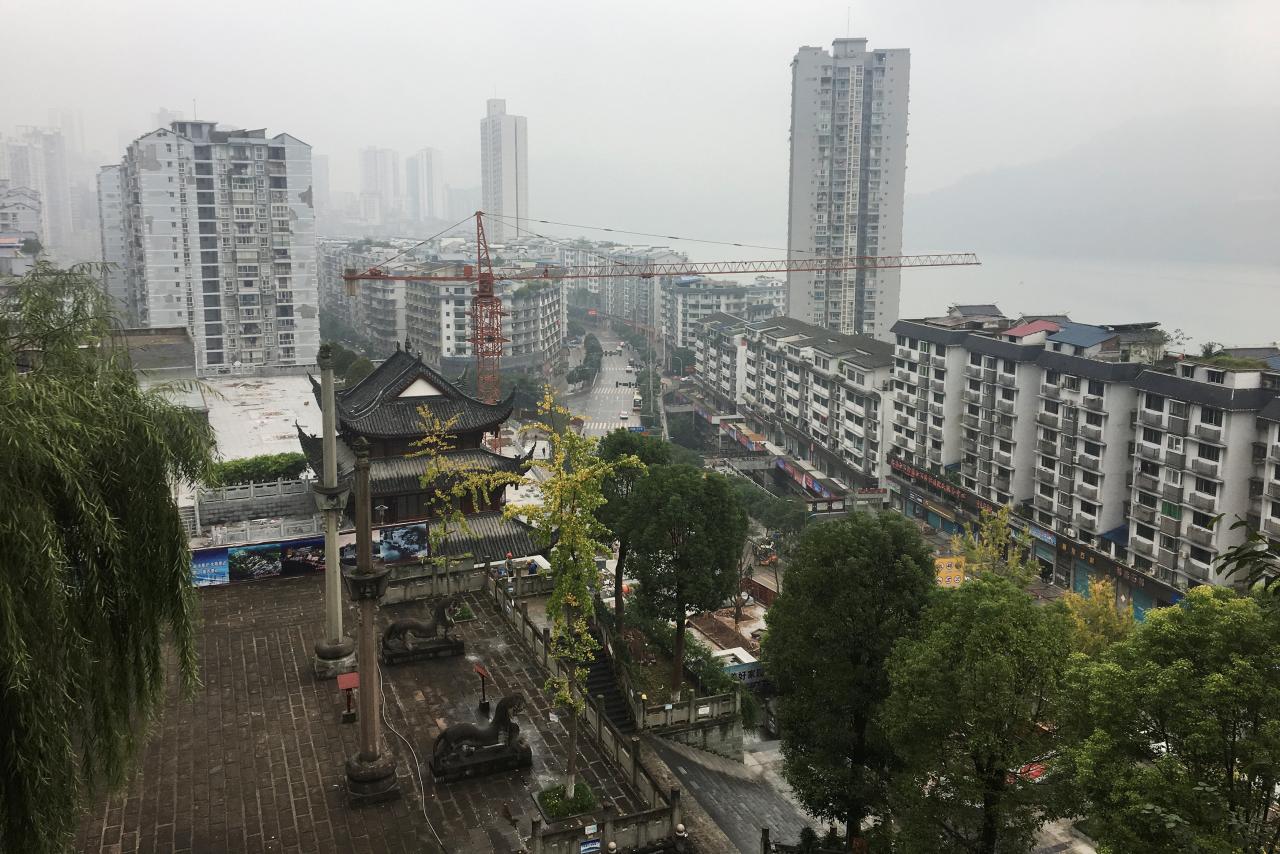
[660, 276, 784, 350]
[692, 312, 750, 411]
[100, 121, 320, 373]
[1257, 398, 1280, 550]
[738, 315, 893, 490]
[1126, 359, 1280, 588]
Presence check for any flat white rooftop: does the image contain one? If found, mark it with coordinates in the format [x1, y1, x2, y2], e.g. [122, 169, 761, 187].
[202, 375, 322, 461]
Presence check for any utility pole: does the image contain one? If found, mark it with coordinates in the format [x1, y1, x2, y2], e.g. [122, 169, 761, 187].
[341, 437, 400, 805]
[313, 344, 356, 678]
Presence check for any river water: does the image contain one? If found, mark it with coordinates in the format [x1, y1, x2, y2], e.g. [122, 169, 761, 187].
[899, 253, 1279, 349]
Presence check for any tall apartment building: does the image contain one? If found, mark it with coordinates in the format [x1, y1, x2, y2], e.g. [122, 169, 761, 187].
[405, 148, 445, 222]
[95, 166, 130, 318]
[480, 99, 528, 243]
[100, 121, 320, 373]
[359, 147, 402, 224]
[1, 126, 73, 259]
[787, 38, 910, 340]
[660, 276, 785, 350]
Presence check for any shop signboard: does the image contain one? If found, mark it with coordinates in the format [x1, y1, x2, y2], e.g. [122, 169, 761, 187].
[935, 556, 966, 588]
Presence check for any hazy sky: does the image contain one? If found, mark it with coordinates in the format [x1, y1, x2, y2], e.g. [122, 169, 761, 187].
[8, 0, 1279, 253]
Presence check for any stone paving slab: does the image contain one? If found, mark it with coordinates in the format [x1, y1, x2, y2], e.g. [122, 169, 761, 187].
[75, 574, 639, 854]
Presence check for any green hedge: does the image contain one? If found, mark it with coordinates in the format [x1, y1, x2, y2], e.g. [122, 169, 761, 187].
[205, 452, 310, 487]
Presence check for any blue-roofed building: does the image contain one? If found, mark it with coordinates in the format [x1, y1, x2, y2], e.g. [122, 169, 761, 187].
[1046, 321, 1117, 356]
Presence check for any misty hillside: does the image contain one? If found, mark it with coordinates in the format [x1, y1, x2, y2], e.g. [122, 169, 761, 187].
[905, 110, 1280, 265]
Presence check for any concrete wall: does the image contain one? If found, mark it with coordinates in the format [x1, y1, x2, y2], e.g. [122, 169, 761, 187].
[650, 716, 745, 762]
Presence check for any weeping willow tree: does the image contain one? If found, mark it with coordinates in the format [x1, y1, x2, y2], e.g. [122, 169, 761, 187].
[0, 263, 215, 852]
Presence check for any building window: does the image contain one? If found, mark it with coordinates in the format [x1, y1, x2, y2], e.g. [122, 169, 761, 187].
[1206, 370, 1225, 384]
[1181, 364, 1196, 378]
[1142, 427, 1162, 445]
[1194, 477, 1218, 496]
[1188, 546, 1213, 565]
[1087, 380, 1104, 397]
[1192, 510, 1214, 528]
[1200, 406, 1224, 427]
[1197, 443, 1221, 462]
[1138, 459, 1160, 477]
[1137, 491, 1158, 508]
[1145, 393, 1165, 412]
[1134, 522, 1155, 541]
[1160, 500, 1181, 520]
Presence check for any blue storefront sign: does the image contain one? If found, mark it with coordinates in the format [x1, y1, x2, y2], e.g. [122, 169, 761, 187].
[191, 536, 325, 587]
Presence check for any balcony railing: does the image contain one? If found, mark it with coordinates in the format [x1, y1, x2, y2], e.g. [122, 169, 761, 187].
[1037, 439, 1058, 456]
[1186, 525, 1214, 547]
[996, 398, 1015, 414]
[1131, 537, 1155, 556]
[964, 364, 983, 380]
[1034, 494, 1054, 512]
[1078, 454, 1100, 472]
[1188, 491, 1217, 512]
[1194, 423, 1223, 443]
[1040, 383, 1060, 400]
[1058, 475, 1075, 493]
[1081, 424, 1102, 442]
[1191, 458, 1220, 479]
[1159, 515, 1181, 537]
[1132, 504, 1157, 524]
[1037, 412, 1060, 429]
[1162, 483, 1184, 503]
[1074, 513, 1097, 531]
[1083, 394, 1104, 411]
[1135, 472, 1159, 492]
[995, 424, 1014, 440]
[1138, 409, 1164, 428]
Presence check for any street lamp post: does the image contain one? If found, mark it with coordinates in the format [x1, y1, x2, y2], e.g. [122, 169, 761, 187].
[312, 343, 356, 678]
[341, 437, 400, 805]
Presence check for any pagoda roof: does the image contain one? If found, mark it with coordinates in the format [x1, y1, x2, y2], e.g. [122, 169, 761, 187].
[312, 350, 514, 439]
[297, 427, 532, 496]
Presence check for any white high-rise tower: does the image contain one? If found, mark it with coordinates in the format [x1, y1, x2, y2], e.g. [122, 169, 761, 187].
[786, 38, 910, 340]
[480, 99, 527, 243]
[99, 120, 320, 372]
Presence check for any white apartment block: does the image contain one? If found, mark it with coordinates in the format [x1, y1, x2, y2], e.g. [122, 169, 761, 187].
[725, 315, 894, 488]
[0, 181, 42, 237]
[101, 121, 320, 373]
[787, 38, 909, 341]
[405, 148, 445, 222]
[693, 313, 751, 409]
[95, 166, 130, 319]
[888, 310, 1280, 607]
[660, 276, 784, 351]
[480, 99, 528, 244]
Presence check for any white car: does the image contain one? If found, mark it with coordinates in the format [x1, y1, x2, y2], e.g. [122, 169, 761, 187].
[619, 411, 630, 420]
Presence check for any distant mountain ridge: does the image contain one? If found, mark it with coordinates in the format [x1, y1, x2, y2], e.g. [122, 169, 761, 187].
[905, 110, 1280, 265]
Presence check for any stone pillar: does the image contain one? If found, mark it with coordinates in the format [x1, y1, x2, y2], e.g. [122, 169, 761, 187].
[341, 438, 400, 805]
[313, 343, 356, 678]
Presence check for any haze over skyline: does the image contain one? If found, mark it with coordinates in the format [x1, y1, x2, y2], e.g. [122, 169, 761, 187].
[9, 0, 1277, 246]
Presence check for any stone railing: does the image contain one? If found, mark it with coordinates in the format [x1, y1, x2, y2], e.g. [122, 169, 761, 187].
[208, 514, 324, 545]
[486, 577, 687, 853]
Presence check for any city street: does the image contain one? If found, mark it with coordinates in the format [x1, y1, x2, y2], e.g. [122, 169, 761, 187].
[564, 333, 645, 438]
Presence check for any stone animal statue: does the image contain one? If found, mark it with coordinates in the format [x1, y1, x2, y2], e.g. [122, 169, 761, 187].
[432, 694, 525, 761]
[381, 596, 457, 652]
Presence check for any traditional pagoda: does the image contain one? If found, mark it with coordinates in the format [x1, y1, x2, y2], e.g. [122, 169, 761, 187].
[297, 344, 532, 526]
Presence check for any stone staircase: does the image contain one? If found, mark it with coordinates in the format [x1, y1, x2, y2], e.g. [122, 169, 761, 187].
[585, 642, 636, 735]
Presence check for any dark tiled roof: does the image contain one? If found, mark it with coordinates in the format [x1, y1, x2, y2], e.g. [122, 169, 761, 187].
[964, 335, 1044, 362]
[749, 316, 893, 367]
[1133, 372, 1277, 411]
[891, 319, 972, 346]
[316, 349, 514, 439]
[1037, 351, 1147, 382]
[1047, 321, 1117, 349]
[297, 428, 529, 496]
[435, 511, 541, 562]
[1260, 398, 1280, 423]
[952, 304, 1003, 316]
[698, 312, 748, 330]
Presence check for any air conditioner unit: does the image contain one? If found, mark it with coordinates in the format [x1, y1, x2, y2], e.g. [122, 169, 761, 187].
[1064, 527, 1077, 538]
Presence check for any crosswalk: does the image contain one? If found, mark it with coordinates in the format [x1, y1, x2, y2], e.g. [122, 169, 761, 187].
[582, 420, 633, 435]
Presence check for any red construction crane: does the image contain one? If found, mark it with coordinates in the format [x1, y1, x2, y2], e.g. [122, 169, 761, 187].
[344, 211, 981, 403]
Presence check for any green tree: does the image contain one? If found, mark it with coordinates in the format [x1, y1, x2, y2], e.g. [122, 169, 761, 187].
[328, 341, 359, 375]
[204, 451, 311, 487]
[628, 465, 748, 696]
[760, 512, 935, 847]
[883, 576, 1071, 854]
[0, 263, 216, 853]
[595, 428, 671, 626]
[508, 390, 640, 798]
[1059, 586, 1280, 853]
[949, 506, 1037, 585]
[344, 356, 375, 385]
[1059, 577, 1135, 657]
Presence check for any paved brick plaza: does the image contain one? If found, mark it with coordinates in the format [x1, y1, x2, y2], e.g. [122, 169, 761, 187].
[76, 575, 641, 853]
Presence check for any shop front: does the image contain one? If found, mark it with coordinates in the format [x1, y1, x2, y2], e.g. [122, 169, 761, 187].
[1057, 538, 1182, 620]
[888, 457, 997, 534]
[1011, 517, 1062, 585]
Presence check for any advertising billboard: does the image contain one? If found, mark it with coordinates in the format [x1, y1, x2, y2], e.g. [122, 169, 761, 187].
[191, 537, 325, 586]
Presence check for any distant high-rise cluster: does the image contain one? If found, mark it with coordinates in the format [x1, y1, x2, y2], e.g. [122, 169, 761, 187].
[98, 120, 320, 373]
[787, 38, 910, 341]
[480, 99, 528, 243]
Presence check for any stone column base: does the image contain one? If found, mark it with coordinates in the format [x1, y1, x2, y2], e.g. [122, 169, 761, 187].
[345, 751, 401, 806]
[312, 637, 357, 680]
